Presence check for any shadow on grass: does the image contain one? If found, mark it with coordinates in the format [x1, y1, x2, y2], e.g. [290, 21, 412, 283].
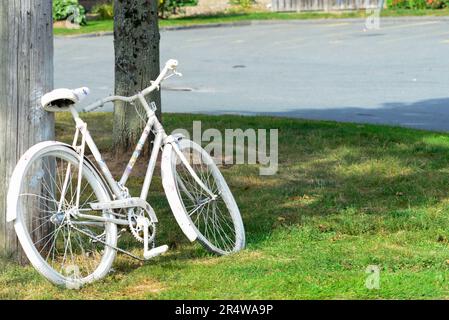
[181, 108, 449, 249]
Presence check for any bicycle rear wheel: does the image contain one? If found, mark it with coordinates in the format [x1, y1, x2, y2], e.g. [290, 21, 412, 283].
[8, 142, 117, 288]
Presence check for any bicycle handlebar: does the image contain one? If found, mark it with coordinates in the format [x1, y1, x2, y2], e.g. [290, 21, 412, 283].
[83, 59, 179, 113]
[165, 59, 178, 70]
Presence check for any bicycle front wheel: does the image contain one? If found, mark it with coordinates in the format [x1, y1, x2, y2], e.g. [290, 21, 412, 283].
[163, 139, 245, 255]
[8, 142, 117, 288]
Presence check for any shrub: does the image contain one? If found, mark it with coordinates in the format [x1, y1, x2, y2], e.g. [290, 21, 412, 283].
[91, 3, 114, 20]
[87, 0, 199, 20]
[53, 0, 87, 25]
[159, 0, 199, 18]
[389, 0, 410, 8]
[388, 0, 449, 8]
[229, 0, 256, 9]
[408, 0, 428, 9]
[427, 0, 445, 8]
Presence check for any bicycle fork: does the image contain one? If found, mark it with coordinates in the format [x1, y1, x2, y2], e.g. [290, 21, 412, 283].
[165, 134, 217, 199]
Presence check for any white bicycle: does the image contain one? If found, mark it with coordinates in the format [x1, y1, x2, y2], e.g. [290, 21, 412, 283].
[6, 59, 245, 288]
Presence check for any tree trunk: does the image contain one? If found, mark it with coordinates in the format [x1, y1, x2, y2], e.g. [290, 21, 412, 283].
[0, 0, 54, 260]
[113, 0, 161, 154]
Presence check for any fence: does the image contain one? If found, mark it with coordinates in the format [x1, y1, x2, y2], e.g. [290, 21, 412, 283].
[271, 0, 383, 11]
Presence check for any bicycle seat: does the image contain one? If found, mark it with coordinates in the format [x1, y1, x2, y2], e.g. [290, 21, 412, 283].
[41, 87, 90, 112]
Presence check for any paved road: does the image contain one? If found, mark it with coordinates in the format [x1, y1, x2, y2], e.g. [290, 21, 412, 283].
[55, 17, 449, 131]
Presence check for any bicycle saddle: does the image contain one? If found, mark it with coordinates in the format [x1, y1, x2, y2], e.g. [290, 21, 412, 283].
[41, 87, 90, 112]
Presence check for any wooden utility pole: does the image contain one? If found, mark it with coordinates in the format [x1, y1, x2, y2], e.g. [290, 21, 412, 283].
[113, 0, 161, 154]
[0, 0, 54, 259]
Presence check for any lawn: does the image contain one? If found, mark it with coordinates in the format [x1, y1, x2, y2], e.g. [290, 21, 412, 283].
[53, 9, 449, 36]
[2, 112, 449, 299]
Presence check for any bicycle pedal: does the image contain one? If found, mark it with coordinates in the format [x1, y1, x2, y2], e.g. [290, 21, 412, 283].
[144, 245, 168, 260]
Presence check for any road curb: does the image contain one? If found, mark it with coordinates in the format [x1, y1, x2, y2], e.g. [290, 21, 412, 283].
[162, 20, 252, 31]
[54, 15, 449, 39]
[56, 31, 113, 39]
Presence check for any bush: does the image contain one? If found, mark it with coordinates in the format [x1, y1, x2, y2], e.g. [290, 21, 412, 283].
[427, 0, 445, 8]
[80, 1, 199, 20]
[53, 0, 86, 25]
[229, 0, 256, 9]
[91, 3, 114, 20]
[408, 0, 428, 9]
[388, 0, 449, 8]
[159, 0, 199, 18]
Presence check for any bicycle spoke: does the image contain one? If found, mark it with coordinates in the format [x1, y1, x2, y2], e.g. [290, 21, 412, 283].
[174, 144, 240, 254]
[16, 151, 113, 283]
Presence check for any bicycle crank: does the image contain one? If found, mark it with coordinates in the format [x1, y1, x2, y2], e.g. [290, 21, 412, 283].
[136, 215, 169, 260]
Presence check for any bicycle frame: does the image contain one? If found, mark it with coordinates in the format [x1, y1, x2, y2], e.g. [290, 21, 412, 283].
[68, 98, 166, 207]
[63, 85, 216, 229]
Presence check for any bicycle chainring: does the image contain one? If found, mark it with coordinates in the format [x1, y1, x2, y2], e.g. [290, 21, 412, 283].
[128, 208, 156, 245]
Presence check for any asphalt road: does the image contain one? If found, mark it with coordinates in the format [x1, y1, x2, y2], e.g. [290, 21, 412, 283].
[55, 17, 449, 131]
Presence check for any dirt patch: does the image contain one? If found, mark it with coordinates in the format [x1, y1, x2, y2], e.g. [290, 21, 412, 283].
[53, 20, 81, 30]
[122, 278, 166, 299]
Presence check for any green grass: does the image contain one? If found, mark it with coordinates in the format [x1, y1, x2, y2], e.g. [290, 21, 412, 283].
[53, 9, 449, 36]
[3, 112, 449, 299]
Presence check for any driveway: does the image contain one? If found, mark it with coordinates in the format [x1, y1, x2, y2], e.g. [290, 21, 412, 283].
[55, 17, 449, 131]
